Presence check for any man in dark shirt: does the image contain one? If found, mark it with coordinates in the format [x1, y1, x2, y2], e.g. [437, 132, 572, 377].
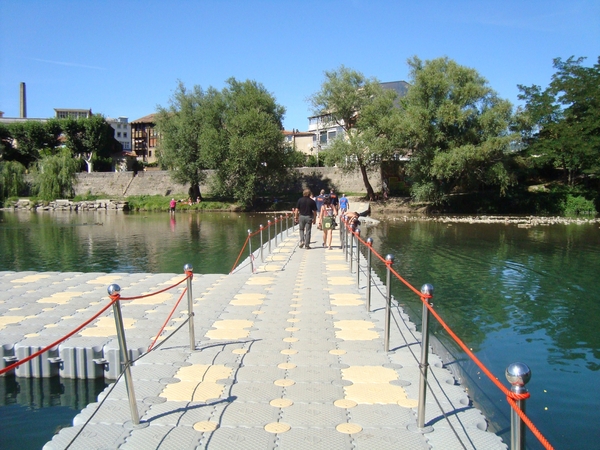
[315, 189, 326, 215]
[329, 189, 339, 209]
[294, 189, 317, 249]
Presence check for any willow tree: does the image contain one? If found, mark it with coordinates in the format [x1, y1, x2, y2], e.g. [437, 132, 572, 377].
[31, 148, 80, 200]
[310, 66, 400, 200]
[0, 160, 27, 201]
[156, 81, 224, 201]
[211, 78, 287, 206]
[400, 56, 516, 204]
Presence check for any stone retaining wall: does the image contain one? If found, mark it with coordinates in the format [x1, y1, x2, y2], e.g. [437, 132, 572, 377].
[72, 168, 380, 197]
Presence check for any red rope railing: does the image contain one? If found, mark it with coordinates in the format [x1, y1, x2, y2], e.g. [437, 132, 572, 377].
[147, 287, 188, 352]
[0, 273, 193, 376]
[343, 218, 554, 450]
[229, 213, 293, 274]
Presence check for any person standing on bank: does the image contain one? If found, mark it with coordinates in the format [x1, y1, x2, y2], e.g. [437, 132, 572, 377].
[169, 198, 177, 214]
[294, 189, 317, 249]
[319, 196, 337, 249]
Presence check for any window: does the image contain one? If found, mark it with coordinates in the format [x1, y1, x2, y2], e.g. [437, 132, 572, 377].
[123, 132, 127, 138]
[117, 132, 121, 138]
[320, 131, 327, 145]
[328, 130, 337, 141]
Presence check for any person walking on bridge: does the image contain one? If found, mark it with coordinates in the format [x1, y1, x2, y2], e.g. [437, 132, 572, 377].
[294, 189, 317, 249]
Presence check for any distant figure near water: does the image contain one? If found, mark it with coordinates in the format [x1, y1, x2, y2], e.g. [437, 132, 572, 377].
[169, 198, 176, 214]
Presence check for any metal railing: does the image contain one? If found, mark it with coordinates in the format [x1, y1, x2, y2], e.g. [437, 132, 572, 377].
[339, 216, 548, 450]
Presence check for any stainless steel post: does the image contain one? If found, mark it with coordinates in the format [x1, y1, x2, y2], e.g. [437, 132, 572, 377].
[280, 215, 284, 240]
[247, 230, 254, 273]
[356, 228, 361, 288]
[349, 231, 354, 273]
[506, 362, 531, 450]
[108, 284, 140, 425]
[366, 238, 373, 311]
[344, 221, 349, 261]
[274, 217, 278, 246]
[417, 283, 434, 429]
[267, 220, 272, 253]
[184, 264, 195, 351]
[260, 225, 264, 262]
[286, 214, 289, 237]
[384, 255, 394, 352]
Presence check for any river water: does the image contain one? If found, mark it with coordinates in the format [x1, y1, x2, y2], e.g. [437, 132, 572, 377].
[1, 210, 599, 449]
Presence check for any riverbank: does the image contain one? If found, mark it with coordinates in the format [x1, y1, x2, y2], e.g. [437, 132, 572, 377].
[4, 195, 598, 227]
[364, 197, 600, 226]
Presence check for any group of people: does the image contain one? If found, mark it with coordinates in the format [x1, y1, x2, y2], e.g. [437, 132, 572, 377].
[293, 188, 353, 250]
[169, 196, 202, 213]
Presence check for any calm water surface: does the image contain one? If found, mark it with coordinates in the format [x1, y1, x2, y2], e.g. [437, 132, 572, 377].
[362, 219, 600, 450]
[1, 210, 599, 449]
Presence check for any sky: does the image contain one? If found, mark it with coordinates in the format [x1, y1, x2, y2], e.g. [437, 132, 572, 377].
[1, 0, 598, 131]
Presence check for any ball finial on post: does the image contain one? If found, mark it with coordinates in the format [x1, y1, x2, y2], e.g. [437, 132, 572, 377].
[107, 284, 121, 296]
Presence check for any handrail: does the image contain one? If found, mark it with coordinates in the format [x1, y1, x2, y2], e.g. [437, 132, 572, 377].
[0, 297, 119, 376]
[229, 213, 293, 274]
[341, 217, 554, 450]
[0, 272, 193, 376]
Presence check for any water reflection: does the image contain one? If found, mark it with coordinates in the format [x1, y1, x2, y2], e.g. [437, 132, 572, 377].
[0, 210, 272, 274]
[0, 376, 107, 450]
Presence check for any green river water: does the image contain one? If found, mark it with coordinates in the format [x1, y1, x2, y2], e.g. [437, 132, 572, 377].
[0, 210, 599, 449]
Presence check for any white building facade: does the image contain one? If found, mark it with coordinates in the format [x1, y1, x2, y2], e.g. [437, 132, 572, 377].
[107, 116, 131, 151]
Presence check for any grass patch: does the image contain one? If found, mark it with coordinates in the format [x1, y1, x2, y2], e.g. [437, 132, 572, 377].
[126, 195, 240, 212]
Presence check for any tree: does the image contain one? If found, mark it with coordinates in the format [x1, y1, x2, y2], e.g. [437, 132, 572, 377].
[61, 115, 118, 173]
[399, 56, 516, 203]
[156, 81, 224, 201]
[211, 78, 287, 206]
[517, 56, 600, 185]
[3, 120, 62, 167]
[310, 66, 400, 200]
[31, 148, 80, 200]
[0, 123, 12, 160]
[0, 160, 27, 202]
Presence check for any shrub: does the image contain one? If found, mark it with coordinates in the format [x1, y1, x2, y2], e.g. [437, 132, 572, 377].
[562, 194, 596, 216]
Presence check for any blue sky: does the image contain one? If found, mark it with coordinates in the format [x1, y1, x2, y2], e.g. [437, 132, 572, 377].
[1, 0, 598, 130]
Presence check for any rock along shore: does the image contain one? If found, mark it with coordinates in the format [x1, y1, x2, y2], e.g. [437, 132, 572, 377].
[3, 199, 128, 212]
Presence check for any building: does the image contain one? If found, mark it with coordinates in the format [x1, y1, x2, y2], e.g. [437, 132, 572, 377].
[283, 129, 315, 156]
[130, 114, 158, 164]
[106, 116, 131, 151]
[54, 108, 93, 119]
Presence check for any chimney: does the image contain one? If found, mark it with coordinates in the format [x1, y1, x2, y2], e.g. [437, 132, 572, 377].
[20, 82, 27, 118]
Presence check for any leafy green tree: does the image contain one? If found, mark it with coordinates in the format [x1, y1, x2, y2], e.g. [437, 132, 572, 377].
[0, 160, 27, 201]
[310, 66, 400, 200]
[3, 120, 62, 167]
[517, 56, 600, 185]
[211, 78, 287, 206]
[0, 123, 12, 160]
[31, 148, 80, 200]
[399, 56, 516, 203]
[156, 81, 225, 201]
[61, 115, 118, 173]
